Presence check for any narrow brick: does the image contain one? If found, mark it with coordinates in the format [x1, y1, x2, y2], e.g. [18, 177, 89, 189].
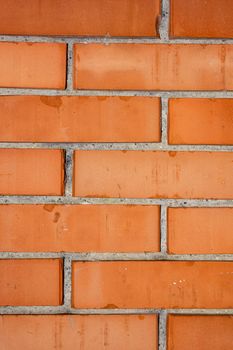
[0, 205, 160, 252]
[168, 315, 233, 350]
[0, 42, 66, 89]
[0, 315, 157, 350]
[0, 259, 62, 306]
[0, 149, 64, 196]
[169, 99, 233, 145]
[73, 150, 233, 199]
[72, 261, 233, 309]
[0, 96, 160, 142]
[73, 44, 233, 90]
[170, 0, 233, 38]
[0, 0, 160, 37]
[168, 208, 233, 254]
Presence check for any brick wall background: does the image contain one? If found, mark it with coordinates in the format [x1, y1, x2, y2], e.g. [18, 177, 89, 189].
[0, 0, 233, 349]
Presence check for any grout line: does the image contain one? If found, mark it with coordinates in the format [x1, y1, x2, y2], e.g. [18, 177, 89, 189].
[161, 97, 168, 145]
[159, 0, 170, 40]
[0, 307, 232, 315]
[159, 310, 167, 350]
[2, 35, 233, 44]
[0, 197, 232, 206]
[0, 252, 232, 261]
[64, 149, 74, 197]
[160, 206, 167, 254]
[0, 143, 232, 151]
[63, 257, 72, 309]
[66, 42, 73, 91]
[1, 89, 233, 97]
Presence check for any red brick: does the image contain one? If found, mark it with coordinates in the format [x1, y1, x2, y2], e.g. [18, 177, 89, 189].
[168, 208, 233, 254]
[0, 96, 160, 142]
[72, 261, 233, 308]
[169, 99, 233, 145]
[0, 0, 160, 37]
[73, 150, 233, 199]
[170, 0, 233, 38]
[0, 42, 66, 89]
[0, 315, 157, 350]
[0, 259, 62, 306]
[168, 315, 233, 350]
[0, 205, 160, 252]
[73, 44, 233, 90]
[0, 149, 64, 195]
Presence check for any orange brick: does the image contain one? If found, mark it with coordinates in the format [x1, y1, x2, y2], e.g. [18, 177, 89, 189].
[168, 315, 233, 350]
[72, 261, 233, 308]
[0, 149, 64, 196]
[170, 0, 233, 38]
[168, 208, 233, 254]
[0, 259, 62, 306]
[0, 315, 157, 350]
[0, 42, 66, 89]
[169, 99, 233, 145]
[0, 205, 160, 252]
[0, 96, 160, 142]
[73, 150, 233, 199]
[73, 44, 233, 90]
[0, 0, 160, 37]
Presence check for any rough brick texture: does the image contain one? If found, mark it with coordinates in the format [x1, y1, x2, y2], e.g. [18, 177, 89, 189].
[0, 1, 233, 349]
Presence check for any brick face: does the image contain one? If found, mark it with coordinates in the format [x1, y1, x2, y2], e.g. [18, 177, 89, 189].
[168, 315, 233, 350]
[0, 259, 62, 306]
[0, 96, 160, 142]
[72, 261, 233, 309]
[0, 205, 160, 252]
[168, 208, 233, 254]
[170, 0, 233, 38]
[73, 44, 233, 90]
[0, 149, 64, 195]
[73, 150, 233, 199]
[0, 315, 158, 350]
[0, 0, 160, 37]
[169, 99, 233, 145]
[0, 2, 233, 349]
[0, 42, 66, 89]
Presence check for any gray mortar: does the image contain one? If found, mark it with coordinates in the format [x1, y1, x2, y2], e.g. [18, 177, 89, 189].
[0, 2, 232, 347]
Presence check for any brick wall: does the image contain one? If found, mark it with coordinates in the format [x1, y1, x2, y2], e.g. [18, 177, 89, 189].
[0, 1, 233, 349]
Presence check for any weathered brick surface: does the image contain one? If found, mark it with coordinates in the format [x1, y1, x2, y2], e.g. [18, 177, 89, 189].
[0, 42, 66, 89]
[74, 44, 233, 90]
[0, 149, 64, 195]
[168, 315, 233, 350]
[0, 204, 160, 252]
[0, 1, 232, 348]
[0, 259, 62, 306]
[0, 0, 160, 37]
[72, 261, 233, 309]
[0, 315, 158, 350]
[73, 150, 233, 199]
[0, 96, 160, 142]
